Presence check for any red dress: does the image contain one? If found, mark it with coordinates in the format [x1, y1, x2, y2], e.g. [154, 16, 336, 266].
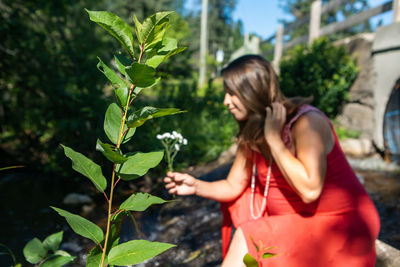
[220, 105, 380, 266]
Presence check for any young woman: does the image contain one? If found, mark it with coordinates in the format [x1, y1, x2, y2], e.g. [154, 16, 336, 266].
[164, 55, 380, 266]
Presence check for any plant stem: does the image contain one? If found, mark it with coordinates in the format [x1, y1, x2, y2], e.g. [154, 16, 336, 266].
[103, 192, 109, 203]
[100, 82, 135, 266]
[100, 43, 146, 266]
[100, 165, 116, 267]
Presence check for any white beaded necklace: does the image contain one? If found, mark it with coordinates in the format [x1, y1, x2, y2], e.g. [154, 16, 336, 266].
[250, 155, 272, 220]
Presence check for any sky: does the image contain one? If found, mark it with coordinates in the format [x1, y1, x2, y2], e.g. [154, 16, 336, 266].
[185, 0, 394, 40]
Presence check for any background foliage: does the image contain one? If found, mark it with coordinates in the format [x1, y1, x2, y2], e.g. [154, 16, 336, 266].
[0, 0, 241, 176]
[279, 37, 358, 118]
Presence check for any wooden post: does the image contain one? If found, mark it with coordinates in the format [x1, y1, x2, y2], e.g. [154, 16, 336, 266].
[394, 0, 400, 23]
[309, 0, 322, 44]
[273, 25, 284, 74]
[198, 0, 208, 88]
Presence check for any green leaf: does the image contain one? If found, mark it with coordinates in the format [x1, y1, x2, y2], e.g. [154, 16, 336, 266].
[97, 57, 129, 107]
[41, 255, 75, 267]
[43, 231, 63, 252]
[250, 236, 259, 252]
[96, 139, 128, 164]
[51, 207, 104, 245]
[86, 252, 103, 267]
[140, 11, 173, 48]
[86, 9, 134, 57]
[127, 107, 185, 128]
[86, 222, 121, 267]
[61, 145, 107, 192]
[133, 14, 142, 43]
[108, 240, 175, 265]
[243, 253, 258, 267]
[125, 63, 157, 88]
[144, 24, 170, 51]
[146, 47, 186, 68]
[262, 252, 276, 259]
[117, 151, 164, 180]
[132, 77, 161, 97]
[263, 246, 275, 252]
[120, 193, 167, 211]
[114, 54, 132, 77]
[104, 103, 136, 145]
[23, 238, 47, 264]
[145, 38, 186, 68]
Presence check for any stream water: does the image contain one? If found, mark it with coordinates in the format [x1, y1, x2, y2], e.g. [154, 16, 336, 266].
[0, 158, 399, 266]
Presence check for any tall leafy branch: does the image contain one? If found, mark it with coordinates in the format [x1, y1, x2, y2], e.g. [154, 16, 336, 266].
[50, 10, 186, 267]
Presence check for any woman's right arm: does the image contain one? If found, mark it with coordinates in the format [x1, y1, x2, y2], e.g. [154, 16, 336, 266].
[164, 146, 251, 202]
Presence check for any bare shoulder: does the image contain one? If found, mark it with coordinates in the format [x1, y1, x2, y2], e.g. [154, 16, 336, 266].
[291, 111, 334, 155]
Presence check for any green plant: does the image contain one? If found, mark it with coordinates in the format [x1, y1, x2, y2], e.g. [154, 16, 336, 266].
[243, 236, 276, 267]
[280, 37, 358, 118]
[134, 78, 237, 170]
[52, 10, 186, 267]
[334, 124, 361, 140]
[22, 231, 75, 267]
[1, 231, 73, 267]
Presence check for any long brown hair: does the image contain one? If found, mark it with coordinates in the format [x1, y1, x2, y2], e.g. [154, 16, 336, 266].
[221, 55, 311, 154]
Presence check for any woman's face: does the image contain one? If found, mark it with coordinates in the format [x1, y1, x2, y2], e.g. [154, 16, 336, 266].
[224, 92, 249, 121]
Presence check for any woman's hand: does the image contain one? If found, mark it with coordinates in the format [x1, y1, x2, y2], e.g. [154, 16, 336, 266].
[164, 172, 197, 195]
[264, 102, 287, 145]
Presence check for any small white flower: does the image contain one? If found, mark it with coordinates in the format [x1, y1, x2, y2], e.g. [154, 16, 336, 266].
[174, 144, 180, 151]
[156, 134, 163, 140]
[163, 133, 171, 139]
[183, 139, 188, 145]
[172, 131, 178, 137]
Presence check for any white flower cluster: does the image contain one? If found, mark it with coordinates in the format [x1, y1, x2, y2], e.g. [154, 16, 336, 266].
[157, 131, 188, 151]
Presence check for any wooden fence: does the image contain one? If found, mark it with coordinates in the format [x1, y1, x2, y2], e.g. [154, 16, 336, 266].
[263, 0, 400, 71]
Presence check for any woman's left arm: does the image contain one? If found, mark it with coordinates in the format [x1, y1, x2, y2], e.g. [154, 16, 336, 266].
[265, 103, 334, 203]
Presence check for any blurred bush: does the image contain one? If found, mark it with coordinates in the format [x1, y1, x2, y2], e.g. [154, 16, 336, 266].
[333, 122, 361, 141]
[279, 37, 358, 118]
[131, 78, 238, 171]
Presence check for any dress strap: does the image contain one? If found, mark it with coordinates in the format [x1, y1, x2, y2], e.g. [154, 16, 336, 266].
[282, 104, 332, 148]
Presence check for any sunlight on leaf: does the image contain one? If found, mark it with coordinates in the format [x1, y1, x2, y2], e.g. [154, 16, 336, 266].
[120, 193, 167, 211]
[127, 106, 185, 128]
[86, 9, 135, 57]
[108, 240, 175, 265]
[117, 151, 164, 180]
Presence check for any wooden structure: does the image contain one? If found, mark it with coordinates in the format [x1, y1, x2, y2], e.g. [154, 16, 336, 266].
[265, 0, 398, 70]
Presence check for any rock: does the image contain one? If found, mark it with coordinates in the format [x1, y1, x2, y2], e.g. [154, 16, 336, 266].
[340, 138, 374, 157]
[376, 239, 400, 267]
[335, 104, 374, 138]
[334, 33, 376, 139]
[347, 154, 400, 171]
[63, 193, 93, 205]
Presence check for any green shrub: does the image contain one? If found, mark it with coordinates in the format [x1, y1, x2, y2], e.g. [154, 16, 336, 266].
[333, 122, 361, 141]
[279, 37, 358, 118]
[133, 78, 238, 169]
